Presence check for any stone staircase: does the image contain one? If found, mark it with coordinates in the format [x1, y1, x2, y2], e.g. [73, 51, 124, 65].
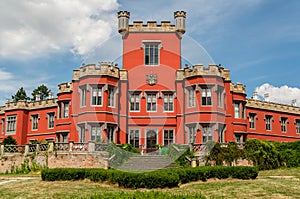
[116, 155, 178, 171]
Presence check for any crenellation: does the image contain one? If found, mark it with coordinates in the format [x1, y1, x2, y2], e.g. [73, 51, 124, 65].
[230, 82, 246, 94]
[247, 98, 300, 115]
[73, 62, 121, 80]
[176, 64, 228, 80]
[58, 82, 72, 94]
[4, 99, 57, 111]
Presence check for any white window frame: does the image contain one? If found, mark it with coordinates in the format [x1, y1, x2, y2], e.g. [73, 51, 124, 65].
[62, 102, 69, 118]
[6, 115, 17, 134]
[129, 92, 140, 112]
[107, 125, 115, 143]
[80, 86, 86, 107]
[217, 86, 225, 108]
[265, 115, 272, 131]
[296, 119, 300, 134]
[47, 112, 55, 129]
[201, 87, 212, 106]
[187, 87, 196, 108]
[108, 87, 116, 107]
[202, 125, 213, 143]
[91, 86, 102, 106]
[90, 125, 102, 142]
[129, 129, 140, 148]
[234, 102, 240, 118]
[146, 93, 157, 112]
[163, 129, 174, 146]
[142, 41, 162, 66]
[188, 125, 196, 144]
[163, 93, 174, 112]
[31, 114, 39, 131]
[249, 113, 256, 129]
[281, 117, 288, 132]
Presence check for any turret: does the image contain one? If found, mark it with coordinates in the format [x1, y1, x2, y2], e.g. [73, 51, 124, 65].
[174, 11, 186, 35]
[118, 11, 130, 36]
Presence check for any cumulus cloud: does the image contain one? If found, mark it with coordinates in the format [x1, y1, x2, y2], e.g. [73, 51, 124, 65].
[254, 83, 300, 106]
[0, 0, 119, 59]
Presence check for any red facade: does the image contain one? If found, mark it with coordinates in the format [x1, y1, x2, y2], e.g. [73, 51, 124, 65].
[0, 11, 299, 148]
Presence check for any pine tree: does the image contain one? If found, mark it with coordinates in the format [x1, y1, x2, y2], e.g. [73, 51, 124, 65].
[12, 87, 30, 102]
[31, 84, 51, 101]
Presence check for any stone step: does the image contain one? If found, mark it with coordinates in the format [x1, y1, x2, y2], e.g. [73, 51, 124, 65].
[116, 155, 177, 171]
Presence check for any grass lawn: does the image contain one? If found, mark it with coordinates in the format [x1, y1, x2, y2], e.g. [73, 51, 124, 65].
[0, 167, 299, 199]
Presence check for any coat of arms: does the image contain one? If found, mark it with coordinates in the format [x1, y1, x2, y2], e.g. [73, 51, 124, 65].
[146, 72, 157, 85]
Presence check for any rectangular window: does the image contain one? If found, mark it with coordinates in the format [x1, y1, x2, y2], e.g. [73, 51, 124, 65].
[249, 113, 256, 129]
[296, 119, 300, 134]
[144, 43, 159, 65]
[235, 134, 242, 143]
[47, 112, 55, 129]
[266, 115, 272, 131]
[107, 126, 114, 143]
[164, 129, 174, 146]
[80, 87, 86, 107]
[62, 133, 68, 143]
[187, 88, 196, 108]
[234, 103, 240, 118]
[201, 88, 212, 106]
[62, 102, 69, 118]
[217, 124, 225, 143]
[129, 129, 140, 148]
[202, 125, 213, 143]
[281, 117, 288, 132]
[217, 86, 224, 107]
[79, 126, 85, 143]
[6, 115, 16, 134]
[188, 125, 196, 144]
[31, 114, 39, 130]
[1, 118, 5, 133]
[242, 104, 246, 119]
[91, 87, 102, 106]
[108, 87, 116, 107]
[130, 93, 140, 111]
[91, 126, 102, 142]
[146, 93, 157, 112]
[164, 93, 174, 112]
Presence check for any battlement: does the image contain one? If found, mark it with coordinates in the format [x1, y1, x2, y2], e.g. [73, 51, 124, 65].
[118, 11, 186, 36]
[58, 82, 72, 94]
[73, 62, 120, 81]
[230, 82, 246, 94]
[2, 98, 57, 112]
[176, 64, 230, 80]
[246, 98, 300, 115]
[128, 21, 176, 32]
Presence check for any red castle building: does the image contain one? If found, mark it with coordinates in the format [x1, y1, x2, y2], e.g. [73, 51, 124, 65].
[0, 11, 299, 151]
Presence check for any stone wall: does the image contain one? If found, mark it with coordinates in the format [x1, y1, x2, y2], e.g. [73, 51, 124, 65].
[0, 151, 109, 173]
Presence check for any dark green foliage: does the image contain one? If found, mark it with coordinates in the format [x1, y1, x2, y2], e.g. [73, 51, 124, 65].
[116, 143, 140, 153]
[2, 136, 17, 145]
[89, 191, 205, 199]
[31, 84, 51, 101]
[41, 166, 258, 189]
[207, 139, 300, 170]
[12, 87, 30, 102]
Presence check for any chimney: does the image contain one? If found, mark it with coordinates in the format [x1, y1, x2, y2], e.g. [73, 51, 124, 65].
[252, 92, 258, 100]
[35, 94, 41, 101]
[264, 93, 269, 102]
[48, 92, 54, 99]
[291, 99, 297, 106]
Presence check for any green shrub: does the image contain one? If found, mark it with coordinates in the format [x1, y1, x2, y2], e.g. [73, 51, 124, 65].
[41, 166, 258, 189]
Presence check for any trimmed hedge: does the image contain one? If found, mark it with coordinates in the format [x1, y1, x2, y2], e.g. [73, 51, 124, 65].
[41, 166, 258, 189]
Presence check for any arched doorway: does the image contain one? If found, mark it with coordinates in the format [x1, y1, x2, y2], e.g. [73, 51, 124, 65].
[146, 129, 157, 152]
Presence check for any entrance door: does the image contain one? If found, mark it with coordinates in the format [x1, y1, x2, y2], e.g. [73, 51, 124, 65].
[146, 129, 157, 152]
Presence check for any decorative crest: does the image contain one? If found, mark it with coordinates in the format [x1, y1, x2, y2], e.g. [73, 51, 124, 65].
[146, 71, 157, 86]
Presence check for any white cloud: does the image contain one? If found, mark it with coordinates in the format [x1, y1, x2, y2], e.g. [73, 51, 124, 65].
[254, 83, 300, 106]
[0, 0, 119, 59]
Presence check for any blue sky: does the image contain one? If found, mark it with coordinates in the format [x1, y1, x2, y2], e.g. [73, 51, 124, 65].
[0, 0, 299, 105]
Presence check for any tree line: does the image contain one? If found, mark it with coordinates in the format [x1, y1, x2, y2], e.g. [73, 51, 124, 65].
[11, 84, 51, 102]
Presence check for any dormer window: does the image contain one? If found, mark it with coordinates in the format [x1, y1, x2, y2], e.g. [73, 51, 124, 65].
[142, 41, 162, 66]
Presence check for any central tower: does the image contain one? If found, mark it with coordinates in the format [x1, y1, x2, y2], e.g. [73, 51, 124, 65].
[117, 11, 186, 152]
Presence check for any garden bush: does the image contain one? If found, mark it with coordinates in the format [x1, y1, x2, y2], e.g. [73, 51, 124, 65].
[41, 166, 258, 189]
